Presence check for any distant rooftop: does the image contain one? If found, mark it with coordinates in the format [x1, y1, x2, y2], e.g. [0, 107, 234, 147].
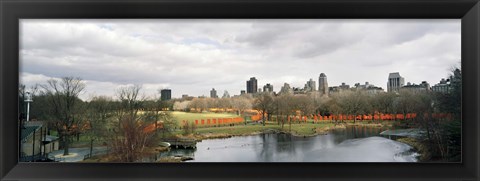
[388, 72, 402, 78]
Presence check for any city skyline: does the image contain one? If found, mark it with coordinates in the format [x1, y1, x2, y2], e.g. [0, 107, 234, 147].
[20, 19, 460, 100]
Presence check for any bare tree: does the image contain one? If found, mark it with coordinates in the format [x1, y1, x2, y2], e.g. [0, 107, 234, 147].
[85, 96, 113, 156]
[253, 92, 274, 126]
[109, 85, 156, 162]
[217, 98, 233, 112]
[188, 98, 208, 112]
[296, 94, 315, 120]
[173, 100, 190, 111]
[274, 94, 294, 130]
[374, 92, 397, 121]
[232, 97, 252, 124]
[394, 89, 417, 121]
[336, 90, 369, 123]
[145, 96, 178, 137]
[41, 77, 86, 156]
[115, 85, 143, 119]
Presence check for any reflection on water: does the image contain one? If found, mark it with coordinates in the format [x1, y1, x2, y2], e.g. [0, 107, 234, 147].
[155, 126, 417, 162]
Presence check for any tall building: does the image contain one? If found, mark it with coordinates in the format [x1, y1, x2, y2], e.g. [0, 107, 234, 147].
[432, 78, 451, 93]
[210, 88, 218, 98]
[432, 69, 460, 94]
[318, 73, 328, 96]
[329, 83, 350, 93]
[339, 82, 350, 89]
[160, 89, 171, 101]
[387, 72, 405, 93]
[280, 83, 293, 95]
[222, 90, 230, 98]
[246, 77, 258, 94]
[181, 94, 194, 100]
[263, 83, 274, 92]
[305, 78, 316, 92]
[401, 81, 430, 93]
[354, 82, 373, 89]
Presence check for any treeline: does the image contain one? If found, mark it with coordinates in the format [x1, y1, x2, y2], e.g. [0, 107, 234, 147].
[19, 68, 461, 162]
[173, 68, 461, 161]
[19, 82, 177, 162]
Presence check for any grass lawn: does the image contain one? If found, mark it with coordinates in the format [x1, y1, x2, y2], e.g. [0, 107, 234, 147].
[170, 111, 241, 123]
[194, 124, 280, 135]
[173, 122, 338, 138]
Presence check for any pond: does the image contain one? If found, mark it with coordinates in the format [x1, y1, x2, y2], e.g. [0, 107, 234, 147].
[153, 126, 419, 162]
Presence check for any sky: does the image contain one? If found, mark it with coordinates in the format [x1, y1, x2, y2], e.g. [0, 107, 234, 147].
[19, 19, 461, 100]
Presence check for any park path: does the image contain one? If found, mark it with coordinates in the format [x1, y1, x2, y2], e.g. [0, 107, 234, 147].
[48, 146, 108, 162]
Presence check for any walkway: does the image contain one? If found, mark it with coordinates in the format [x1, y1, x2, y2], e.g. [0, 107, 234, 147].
[48, 146, 108, 162]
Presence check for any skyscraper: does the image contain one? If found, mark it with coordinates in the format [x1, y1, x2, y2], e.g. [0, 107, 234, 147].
[305, 78, 316, 92]
[387, 72, 405, 92]
[160, 89, 171, 101]
[318, 73, 328, 96]
[210, 88, 218, 98]
[222, 90, 230, 98]
[263, 83, 274, 93]
[246, 77, 258, 94]
[280, 83, 293, 95]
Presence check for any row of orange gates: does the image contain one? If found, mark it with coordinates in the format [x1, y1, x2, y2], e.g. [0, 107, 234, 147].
[251, 112, 453, 123]
[143, 112, 454, 132]
[143, 118, 246, 133]
[182, 117, 245, 126]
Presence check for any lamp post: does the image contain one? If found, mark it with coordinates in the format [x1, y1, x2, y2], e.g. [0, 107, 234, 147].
[25, 92, 33, 122]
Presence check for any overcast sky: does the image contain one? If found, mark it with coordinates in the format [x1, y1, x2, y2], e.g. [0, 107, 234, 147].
[20, 19, 460, 100]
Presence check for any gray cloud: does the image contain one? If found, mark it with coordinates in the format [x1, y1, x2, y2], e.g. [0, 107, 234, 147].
[20, 19, 460, 100]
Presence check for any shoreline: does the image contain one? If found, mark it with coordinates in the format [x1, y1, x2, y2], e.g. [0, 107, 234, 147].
[85, 122, 394, 162]
[174, 122, 388, 141]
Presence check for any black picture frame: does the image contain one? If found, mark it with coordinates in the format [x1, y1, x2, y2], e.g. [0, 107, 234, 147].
[1, 0, 479, 180]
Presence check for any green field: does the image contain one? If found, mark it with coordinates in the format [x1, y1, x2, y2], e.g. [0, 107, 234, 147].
[171, 111, 241, 122]
[192, 123, 336, 136]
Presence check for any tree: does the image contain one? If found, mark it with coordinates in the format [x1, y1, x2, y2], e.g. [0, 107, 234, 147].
[188, 98, 207, 112]
[41, 77, 86, 156]
[205, 98, 217, 111]
[232, 97, 252, 116]
[423, 67, 462, 161]
[109, 85, 157, 162]
[336, 90, 369, 123]
[296, 94, 315, 120]
[394, 89, 417, 121]
[406, 67, 462, 161]
[217, 98, 233, 112]
[173, 100, 190, 111]
[144, 96, 178, 137]
[232, 97, 252, 124]
[441, 68, 461, 161]
[373, 92, 397, 121]
[85, 96, 113, 156]
[253, 92, 274, 126]
[326, 95, 342, 123]
[274, 94, 294, 130]
[286, 95, 301, 131]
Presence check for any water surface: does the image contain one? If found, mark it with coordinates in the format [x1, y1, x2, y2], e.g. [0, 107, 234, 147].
[156, 126, 418, 162]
